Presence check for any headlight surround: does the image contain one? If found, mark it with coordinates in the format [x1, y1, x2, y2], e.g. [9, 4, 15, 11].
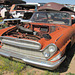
[50, 53, 61, 62]
[43, 43, 57, 59]
[0, 38, 2, 46]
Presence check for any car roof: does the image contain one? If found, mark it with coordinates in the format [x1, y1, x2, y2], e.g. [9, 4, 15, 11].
[35, 11, 70, 15]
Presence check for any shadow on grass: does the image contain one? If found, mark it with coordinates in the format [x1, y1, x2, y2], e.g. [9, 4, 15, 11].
[54, 43, 75, 73]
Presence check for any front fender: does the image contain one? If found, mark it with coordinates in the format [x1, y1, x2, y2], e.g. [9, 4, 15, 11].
[0, 26, 16, 36]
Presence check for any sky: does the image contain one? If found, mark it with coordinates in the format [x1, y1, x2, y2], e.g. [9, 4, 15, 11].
[23, 0, 75, 5]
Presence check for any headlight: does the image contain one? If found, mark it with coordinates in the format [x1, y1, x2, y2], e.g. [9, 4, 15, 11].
[43, 43, 57, 59]
[43, 49, 50, 58]
[49, 44, 57, 53]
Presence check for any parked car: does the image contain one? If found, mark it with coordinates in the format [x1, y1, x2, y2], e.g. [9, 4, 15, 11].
[0, 11, 75, 70]
[10, 4, 40, 19]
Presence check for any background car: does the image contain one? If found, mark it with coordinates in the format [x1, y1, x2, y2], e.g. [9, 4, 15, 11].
[10, 4, 40, 19]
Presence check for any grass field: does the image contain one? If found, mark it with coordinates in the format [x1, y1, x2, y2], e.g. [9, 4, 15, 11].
[0, 55, 75, 75]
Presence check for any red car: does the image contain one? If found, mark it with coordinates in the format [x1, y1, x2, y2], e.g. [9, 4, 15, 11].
[0, 11, 75, 70]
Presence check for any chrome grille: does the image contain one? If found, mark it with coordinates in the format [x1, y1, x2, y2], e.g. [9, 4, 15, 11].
[0, 36, 41, 50]
[1, 44, 45, 60]
[0, 36, 45, 60]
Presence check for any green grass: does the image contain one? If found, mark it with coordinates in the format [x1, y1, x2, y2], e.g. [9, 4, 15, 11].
[0, 20, 3, 22]
[66, 73, 75, 75]
[0, 56, 26, 74]
[0, 55, 60, 75]
[0, 17, 8, 29]
[0, 71, 3, 75]
[0, 17, 3, 22]
[0, 23, 8, 29]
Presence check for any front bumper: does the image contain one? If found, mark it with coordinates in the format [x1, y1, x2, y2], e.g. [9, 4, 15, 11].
[22, 56, 66, 70]
[0, 48, 66, 70]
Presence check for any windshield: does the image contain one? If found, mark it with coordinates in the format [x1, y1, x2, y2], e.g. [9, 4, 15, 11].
[14, 5, 36, 11]
[30, 12, 71, 25]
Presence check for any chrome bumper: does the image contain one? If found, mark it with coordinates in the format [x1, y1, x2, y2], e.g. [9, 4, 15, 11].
[0, 48, 66, 70]
[22, 56, 66, 70]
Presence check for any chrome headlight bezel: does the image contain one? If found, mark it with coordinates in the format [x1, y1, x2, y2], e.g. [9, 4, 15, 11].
[0, 37, 2, 46]
[48, 43, 57, 54]
[43, 43, 57, 59]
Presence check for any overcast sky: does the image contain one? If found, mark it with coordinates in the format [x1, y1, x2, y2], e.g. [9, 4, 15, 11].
[23, 0, 75, 5]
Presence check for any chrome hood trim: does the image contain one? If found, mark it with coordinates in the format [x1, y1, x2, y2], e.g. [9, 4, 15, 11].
[0, 18, 21, 25]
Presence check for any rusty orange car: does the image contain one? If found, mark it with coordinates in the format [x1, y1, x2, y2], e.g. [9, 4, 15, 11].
[0, 11, 75, 70]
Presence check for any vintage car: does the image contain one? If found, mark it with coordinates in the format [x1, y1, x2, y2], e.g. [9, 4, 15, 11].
[10, 4, 40, 19]
[0, 11, 75, 70]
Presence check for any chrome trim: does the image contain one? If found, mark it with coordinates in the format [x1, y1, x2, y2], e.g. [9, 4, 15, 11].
[0, 48, 45, 60]
[22, 56, 66, 70]
[0, 52, 10, 57]
[55, 34, 63, 42]
[42, 43, 57, 60]
[0, 48, 66, 70]
[0, 18, 21, 25]
[20, 19, 31, 23]
[41, 43, 57, 51]
[0, 36, 41, 50]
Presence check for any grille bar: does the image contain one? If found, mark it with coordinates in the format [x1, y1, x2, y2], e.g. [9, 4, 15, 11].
[0, 36, 41, 50]
[0, 44, 46, 60]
